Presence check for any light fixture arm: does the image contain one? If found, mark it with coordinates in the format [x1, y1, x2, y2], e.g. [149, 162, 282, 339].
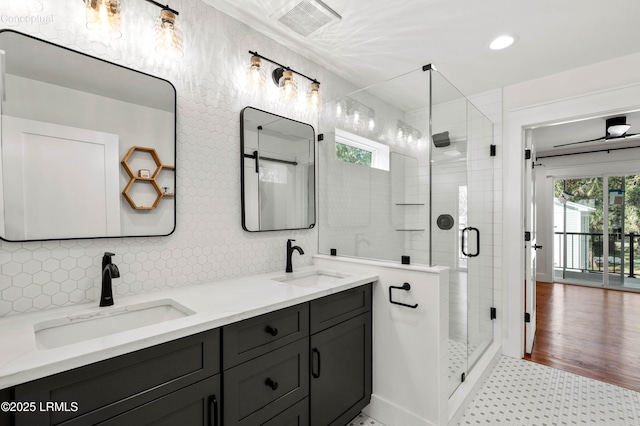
[144, 0, 179, 15]
[248, 51, 320, 85]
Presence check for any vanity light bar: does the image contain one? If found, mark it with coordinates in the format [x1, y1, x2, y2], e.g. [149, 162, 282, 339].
[144, 0, 179, 15]
[248, 51, 320, 85]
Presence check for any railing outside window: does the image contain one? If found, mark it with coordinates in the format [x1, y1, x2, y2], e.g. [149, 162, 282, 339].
[554, 232, 640, 277]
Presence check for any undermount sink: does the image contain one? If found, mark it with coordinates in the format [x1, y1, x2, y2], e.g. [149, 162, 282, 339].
[271, 269, 352, 287]
[34, 299, 195, 350]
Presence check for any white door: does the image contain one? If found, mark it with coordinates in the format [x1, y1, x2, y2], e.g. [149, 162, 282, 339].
[1, 116, 121, 240]
[524, 130, 538, 354]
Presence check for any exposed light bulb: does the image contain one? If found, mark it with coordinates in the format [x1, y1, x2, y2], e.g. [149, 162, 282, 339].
[156, 9, 183, 59]
[307, 82, 321, 111]
[368, 117, 375, 131]
[336, 103, 343, 116]
[353, 110, 360, 125]
[85, 0, 121, 39]
[247, 55, 265, 91]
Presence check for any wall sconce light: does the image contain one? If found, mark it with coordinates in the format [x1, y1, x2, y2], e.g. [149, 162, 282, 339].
[84, 0, 122, 39]
[248, 51, 321, 109]
[277, 69, 298, 101]
[83, 0, 183, 59]
[155, 8, 183, 58]
[248, 55, 266, 91]
[307, 82, 321, 111]
[146, 0, 182, 59]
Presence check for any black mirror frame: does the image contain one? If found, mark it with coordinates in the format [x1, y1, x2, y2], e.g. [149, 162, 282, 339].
[240, 106, 316, 232]
[0, 29, 177, 242]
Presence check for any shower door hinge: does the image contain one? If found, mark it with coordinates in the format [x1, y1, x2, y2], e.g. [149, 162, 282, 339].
[490, 307, 497, 320]
[524, 312, 531, 323]
[422, 64, 433, 71]
[461, 372, 466, 383]
[525, 231, 531, 241]
[318, 133, 324, 142]
[525, 149, 532, 160]
[490, 144, 496, 157]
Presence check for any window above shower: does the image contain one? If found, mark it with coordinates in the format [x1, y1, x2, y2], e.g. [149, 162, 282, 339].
[335, 129, 390, 171]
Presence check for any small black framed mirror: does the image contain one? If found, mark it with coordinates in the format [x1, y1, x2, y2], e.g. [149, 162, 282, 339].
[240, 107, 315, 232]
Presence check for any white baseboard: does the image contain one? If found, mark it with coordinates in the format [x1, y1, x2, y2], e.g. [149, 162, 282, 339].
[364, 394, 436, 426]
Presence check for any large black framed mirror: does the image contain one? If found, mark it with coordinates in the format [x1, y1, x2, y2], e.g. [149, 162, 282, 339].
[0, 30, 176, 242]
[240, 107, 315, 232]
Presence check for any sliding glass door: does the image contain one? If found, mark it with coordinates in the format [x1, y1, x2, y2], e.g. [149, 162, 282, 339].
[607, 175, 640, 289]
[554, 177, 603, 284]
[554, 175, 640, 290]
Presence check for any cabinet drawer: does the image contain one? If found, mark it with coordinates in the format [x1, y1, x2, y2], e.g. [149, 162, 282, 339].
[14, 328, 220, 426]
[223, 337, 309, 426]
[223, 303, 309, 368]
[262, 397, 309, 426]
[97, 375, 221, 426]
[310, 283, 372, 334]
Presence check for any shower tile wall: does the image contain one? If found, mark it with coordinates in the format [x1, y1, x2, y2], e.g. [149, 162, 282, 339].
[318, 86, 426, 262]
[0, 0, 358, 317]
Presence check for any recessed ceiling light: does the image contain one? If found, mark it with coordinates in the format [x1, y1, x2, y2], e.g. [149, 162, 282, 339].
[489, 35, 516, 50]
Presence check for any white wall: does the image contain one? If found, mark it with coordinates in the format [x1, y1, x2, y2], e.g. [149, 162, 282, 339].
[502, 52, 640, 358]
[0, 0, 358, 316]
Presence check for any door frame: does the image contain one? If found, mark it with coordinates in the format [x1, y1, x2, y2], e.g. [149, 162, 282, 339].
[503, 81, 640, 359]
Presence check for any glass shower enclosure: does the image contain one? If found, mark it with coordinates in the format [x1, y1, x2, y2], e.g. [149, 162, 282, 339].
[317, 66, 495, 396]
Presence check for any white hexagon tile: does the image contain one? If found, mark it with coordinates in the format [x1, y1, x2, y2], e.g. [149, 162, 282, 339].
[0, 0, 356, 317]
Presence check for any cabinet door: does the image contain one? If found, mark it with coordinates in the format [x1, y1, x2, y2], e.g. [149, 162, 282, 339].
[310, 312, 372, 426]
[98, 375, 221, 426]
[14, 328, 220, 426]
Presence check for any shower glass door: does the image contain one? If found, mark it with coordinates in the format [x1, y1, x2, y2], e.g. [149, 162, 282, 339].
[430, 71, 494, 396]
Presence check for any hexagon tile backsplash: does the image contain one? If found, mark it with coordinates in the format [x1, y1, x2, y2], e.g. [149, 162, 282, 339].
[0, 0, 354, 317]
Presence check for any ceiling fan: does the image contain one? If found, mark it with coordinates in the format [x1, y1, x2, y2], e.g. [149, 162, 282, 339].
[553, 116, 640, 148]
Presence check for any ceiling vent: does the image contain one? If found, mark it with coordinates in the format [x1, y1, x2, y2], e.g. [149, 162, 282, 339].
[271, 0, 341, 37]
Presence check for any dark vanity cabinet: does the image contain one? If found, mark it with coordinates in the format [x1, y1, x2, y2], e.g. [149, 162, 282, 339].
[4, 284, 372, 426]
[13, 329, 221, 426]
[309, 285, 372, 426]
[222, 283, 372, 426]
[222, 304, 310, 426]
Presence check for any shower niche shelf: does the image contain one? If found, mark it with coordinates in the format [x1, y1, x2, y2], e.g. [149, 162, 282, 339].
[121, 146, 175, 210]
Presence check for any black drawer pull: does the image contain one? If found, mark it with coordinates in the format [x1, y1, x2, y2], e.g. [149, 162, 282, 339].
[264, 325, 278, 336]
[208, 395, 218, 426]
[312, 348, 321, 378]
[265, 377, 279, 390]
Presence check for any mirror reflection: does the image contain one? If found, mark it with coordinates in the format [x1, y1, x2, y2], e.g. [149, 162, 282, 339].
[0, 30, 176, 241]
[240, 107, 315, 232]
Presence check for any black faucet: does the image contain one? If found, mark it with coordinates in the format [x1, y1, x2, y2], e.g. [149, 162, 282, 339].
[286, 239, 304, 273]
[100, 252, 120, 307]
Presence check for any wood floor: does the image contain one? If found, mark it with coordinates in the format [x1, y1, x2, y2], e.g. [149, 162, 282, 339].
[525, 282, 640, 393]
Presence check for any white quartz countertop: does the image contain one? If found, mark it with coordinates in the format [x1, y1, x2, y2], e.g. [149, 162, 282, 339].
[0, 266, 378, 389]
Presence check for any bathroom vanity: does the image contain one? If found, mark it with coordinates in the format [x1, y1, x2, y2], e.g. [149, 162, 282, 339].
[0, 268, 375, 426]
